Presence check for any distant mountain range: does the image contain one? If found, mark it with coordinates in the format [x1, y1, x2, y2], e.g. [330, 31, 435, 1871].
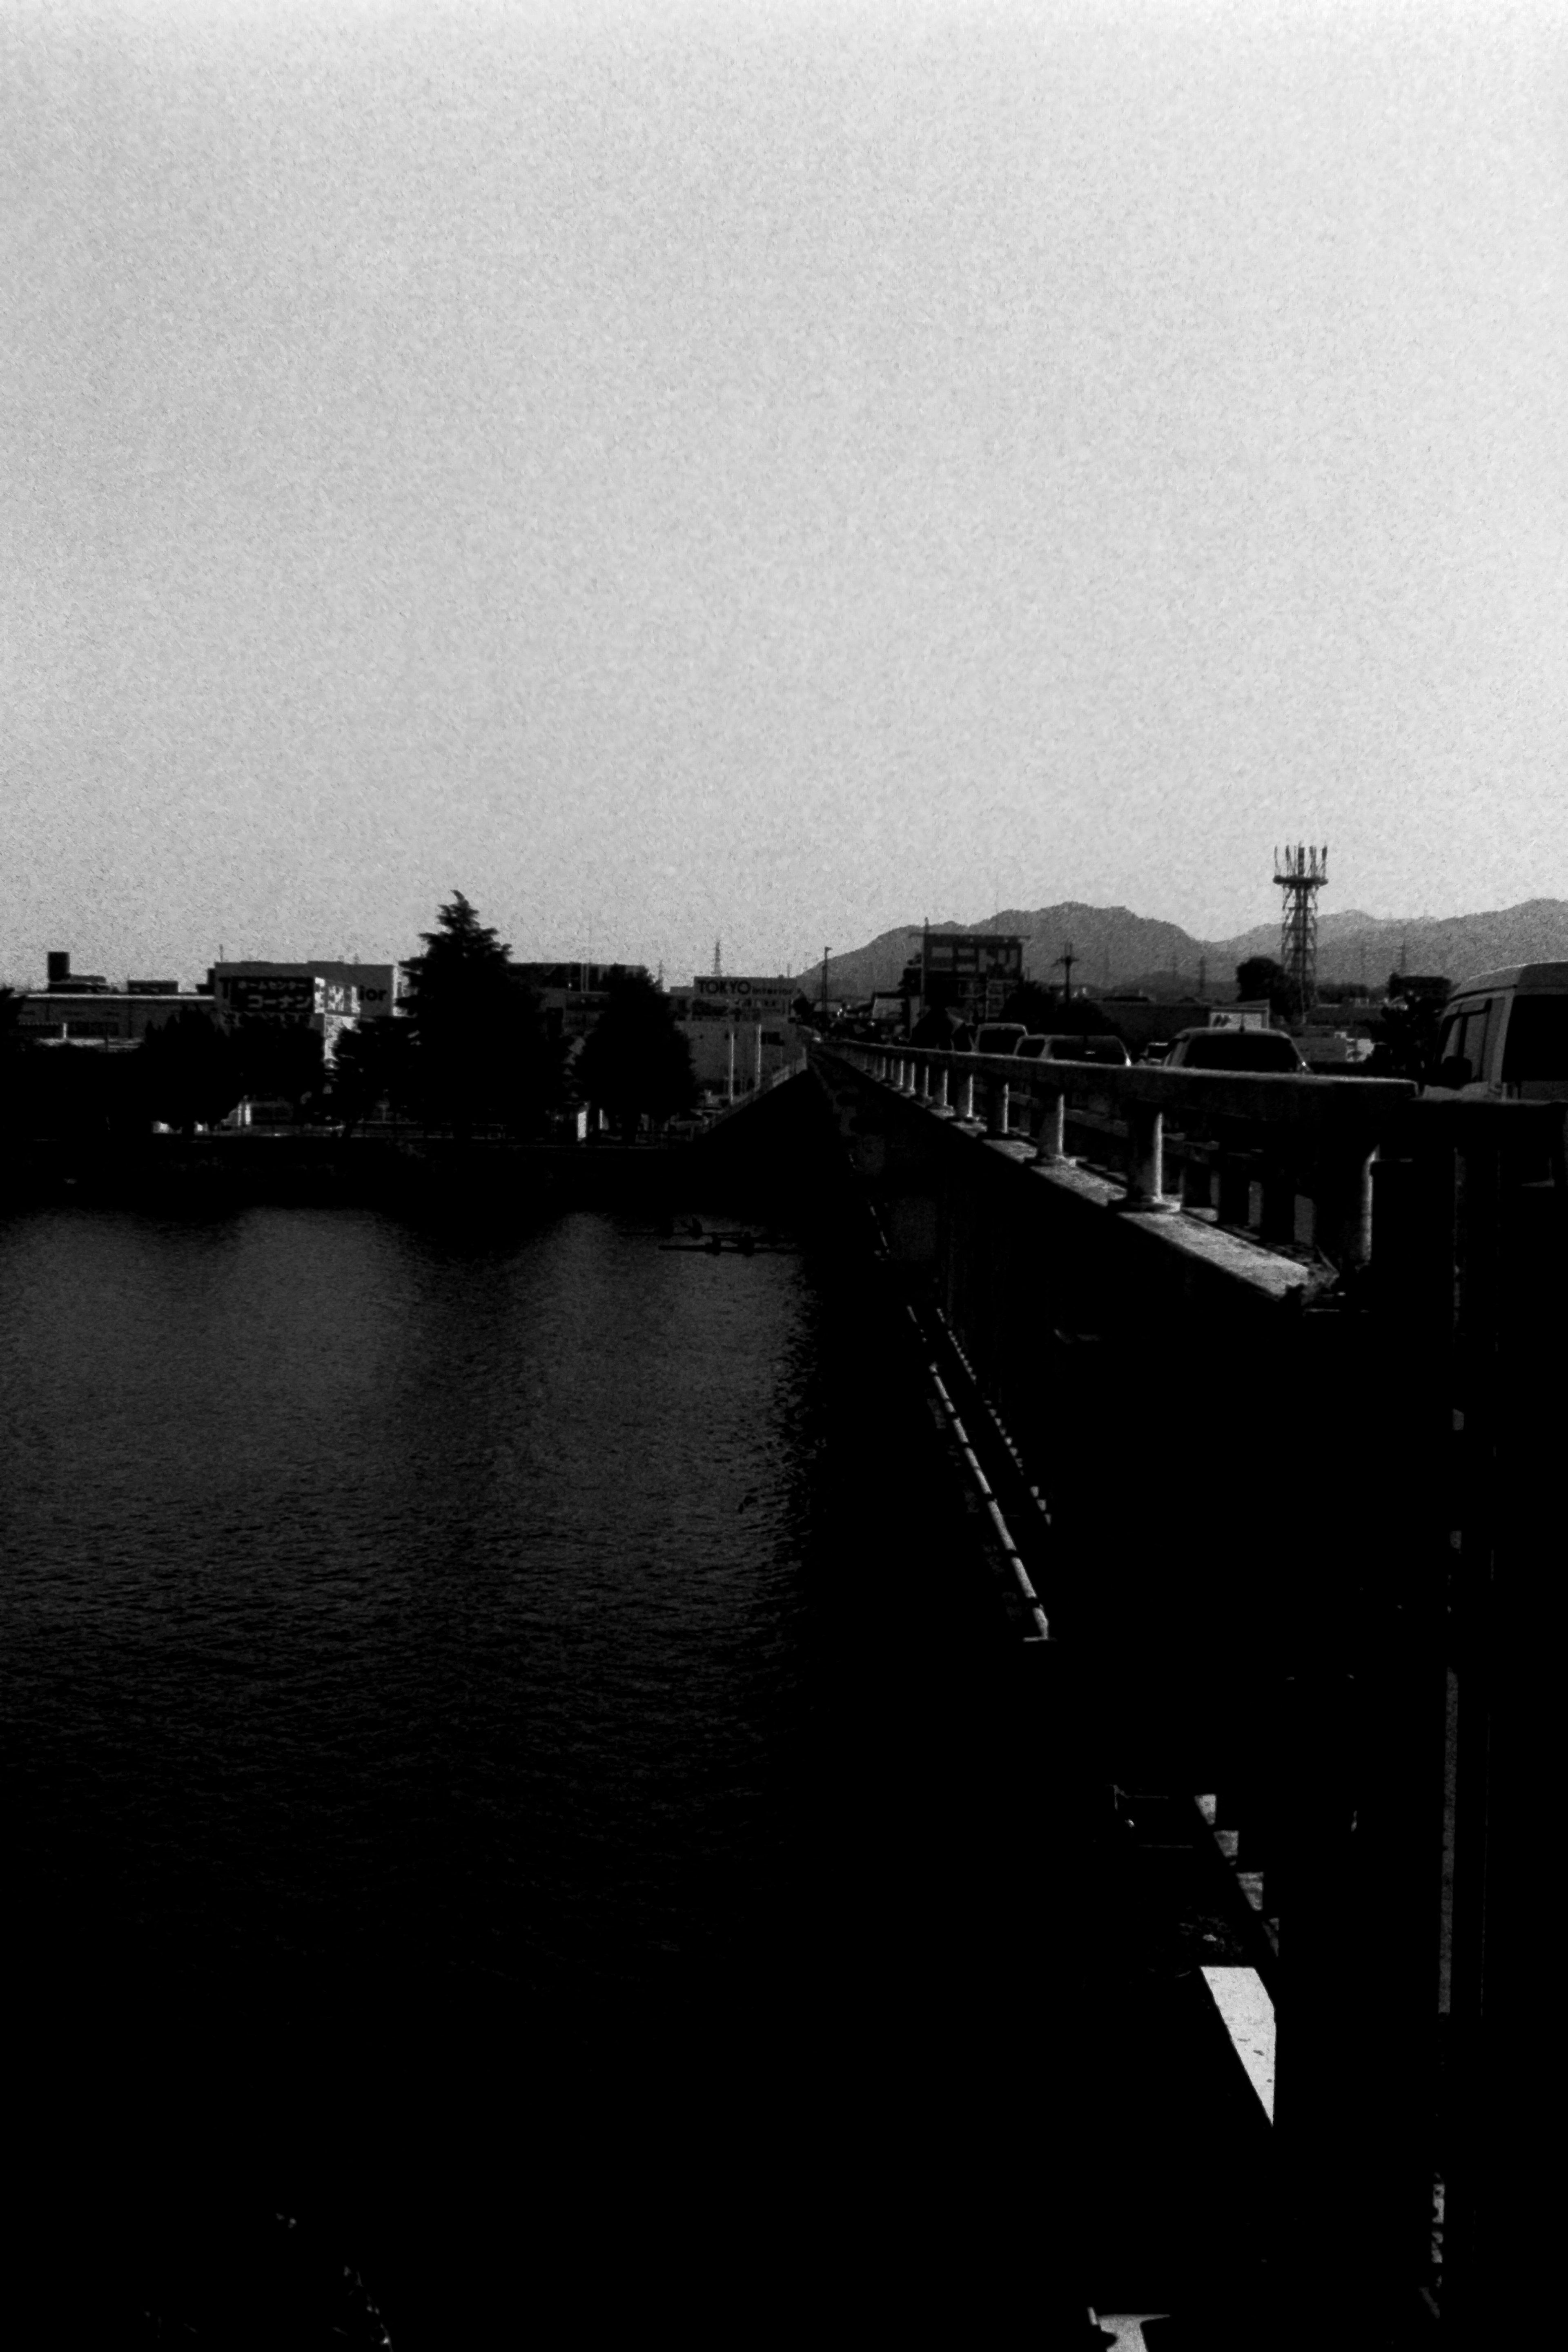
[808, 900, 1568, 1004]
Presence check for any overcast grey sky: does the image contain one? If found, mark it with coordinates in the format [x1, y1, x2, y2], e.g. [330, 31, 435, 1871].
[5, 0, 1565, 985]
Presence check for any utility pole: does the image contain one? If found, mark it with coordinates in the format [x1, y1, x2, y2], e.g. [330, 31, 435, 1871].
[1056, 940, 1076, 1001]
[820, 946, 829, 1020]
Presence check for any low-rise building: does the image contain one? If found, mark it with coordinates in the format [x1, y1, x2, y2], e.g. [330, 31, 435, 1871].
[901, 930, 1025, 1028]
[13, 951, 212, 1049]
[209, 960, 394, 1016]
[207, 964, 368, 1062]
[1097, 994, 1212, 1054]
[665, 975, 806, 1100]
[512, 963, 650, 1043]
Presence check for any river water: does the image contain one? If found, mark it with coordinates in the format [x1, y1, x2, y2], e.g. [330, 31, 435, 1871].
[0, 1194, 1050, 2337]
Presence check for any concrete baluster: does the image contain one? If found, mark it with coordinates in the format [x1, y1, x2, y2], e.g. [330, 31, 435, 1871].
[985, 1071, 1009, 1138]
[1179, 1145, 1214, 1211]
[957, 1068, 976, 1123]
[934, 1059, 951, 1111]
[1031, 1085, 1067, 1163]
[1313, 1143, 1374, 1270]
[1259, 1151, 1298, 1247]
[1216, 1148, 1256, 1227]
[1118, 1100, 1176, 1212]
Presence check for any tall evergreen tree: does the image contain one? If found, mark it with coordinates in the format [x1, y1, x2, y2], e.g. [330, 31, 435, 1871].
[137, 1008, 242, 1136]
[1234, 957, 1301, 1022]
[330, 1017, 417, 1134]
[575, 971, 697, 1140]
[233, 1018, 327, 1121]
[400, 894, 560, 1138]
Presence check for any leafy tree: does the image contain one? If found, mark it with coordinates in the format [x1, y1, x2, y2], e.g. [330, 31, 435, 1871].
[0, 990, 23, 1145]
[330, 1017, 418, 1133]
[233, 1018, 326, 1121]
[137, 1008, 242, 1135]
[575, 971, 697, 1140]
[909, 1002, 969, 1047]
[401, 893, 561, 1138]
[1368, 975, 1450, 1081]
[1235, 957, 1301, 1022]
[997, 981, 1059, 1032]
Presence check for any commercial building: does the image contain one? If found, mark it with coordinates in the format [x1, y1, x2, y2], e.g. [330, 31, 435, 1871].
[206, 963, 379, 1064]
[666, 976, 806, 1101]
[512, 963, 649, 1044]
[11, 951, 213, 1049]
[901, 931, 1025, 1027]
[209, 961, 394, 1018]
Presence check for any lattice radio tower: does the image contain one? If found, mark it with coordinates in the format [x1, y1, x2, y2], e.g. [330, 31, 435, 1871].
[1273, 842, 1328, 1015]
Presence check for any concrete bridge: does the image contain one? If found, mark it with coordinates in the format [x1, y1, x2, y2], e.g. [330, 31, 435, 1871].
[703, 1039, 1564, 2342]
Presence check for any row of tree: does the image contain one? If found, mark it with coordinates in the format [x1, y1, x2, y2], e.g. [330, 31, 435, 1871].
[1, 895, 702, 1144]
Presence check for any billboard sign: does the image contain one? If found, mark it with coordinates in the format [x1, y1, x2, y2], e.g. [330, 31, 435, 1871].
[221, 974, 314, 1018]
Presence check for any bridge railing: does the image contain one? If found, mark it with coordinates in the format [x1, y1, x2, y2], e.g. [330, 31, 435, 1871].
[828, 1038, 1423, 1269]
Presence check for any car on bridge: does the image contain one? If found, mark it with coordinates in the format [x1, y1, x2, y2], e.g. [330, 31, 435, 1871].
[1013, 1033, 1131, 1066]
[971, 1022, 1028, 1056]
[1427, 964, 1568, 1100]
[1161, 1027, 1305, 1072]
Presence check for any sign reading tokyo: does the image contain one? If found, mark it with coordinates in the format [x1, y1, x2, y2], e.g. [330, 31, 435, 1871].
[679, 977, 796, 1020]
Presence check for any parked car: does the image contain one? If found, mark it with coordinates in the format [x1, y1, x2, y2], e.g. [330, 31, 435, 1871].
[1162, 1027, 1304, 1072]
[971, 1022, 1028, 1057]
[1426, 963, 1568, 1100]
[1013, 1033, 1131, 1067]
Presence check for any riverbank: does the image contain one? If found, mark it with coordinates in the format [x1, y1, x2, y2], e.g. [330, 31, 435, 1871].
[0, 1134, 698, 1214]
[0, 1075, 845, 1222]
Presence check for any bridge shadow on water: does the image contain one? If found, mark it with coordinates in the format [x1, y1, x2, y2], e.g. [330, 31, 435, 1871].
[20, 1325, 1268, 2348]
[7, 1090, 1278, 2345]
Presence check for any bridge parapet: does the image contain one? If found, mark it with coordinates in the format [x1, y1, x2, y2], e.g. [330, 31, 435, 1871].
[824, 1038, 1568, 1281]
[813, 1034, 1566, 2330]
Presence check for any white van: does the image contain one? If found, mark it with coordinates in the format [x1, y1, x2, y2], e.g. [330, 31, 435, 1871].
[1428, 963, 1568, 1100]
